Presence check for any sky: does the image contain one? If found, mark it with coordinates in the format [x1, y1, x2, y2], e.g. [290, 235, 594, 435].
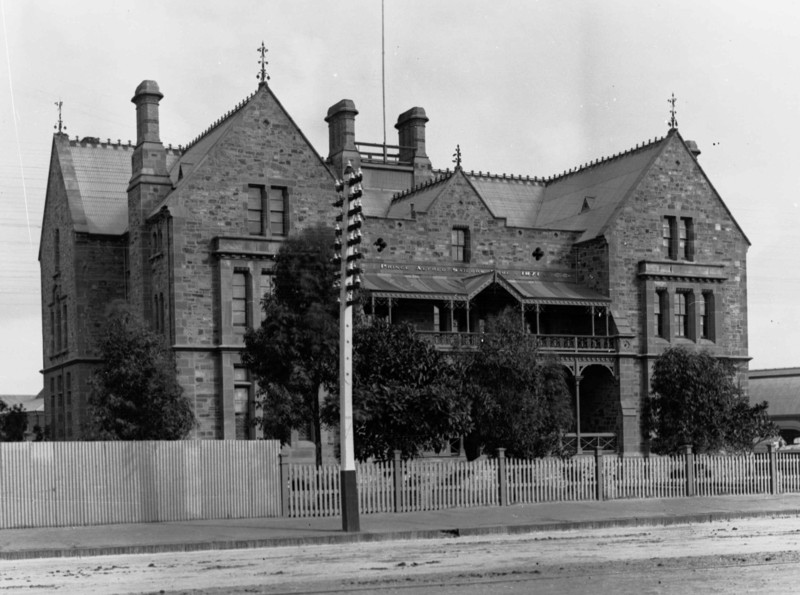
[1, 0, 798, 394]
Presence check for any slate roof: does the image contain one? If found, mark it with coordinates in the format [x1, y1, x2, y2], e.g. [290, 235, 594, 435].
[55, 136, 180, 235]
[380, 133, 671, 242]
[749, 368, 800, 417]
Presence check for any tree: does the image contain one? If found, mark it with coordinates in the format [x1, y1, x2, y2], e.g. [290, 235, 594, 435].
[646, 346, 777, 454]
[0, 399, 27, 441]
[88, 309, 195, 440]
[462, 308, 573, 459]
[322, 319, 472, 461]
[242, 225, 339, 466]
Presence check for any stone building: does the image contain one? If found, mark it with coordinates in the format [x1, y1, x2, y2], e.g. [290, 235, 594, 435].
[40, 77, 750, 454]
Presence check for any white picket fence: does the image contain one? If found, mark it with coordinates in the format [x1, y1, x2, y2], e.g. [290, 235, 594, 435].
[285, 451, 800, 518]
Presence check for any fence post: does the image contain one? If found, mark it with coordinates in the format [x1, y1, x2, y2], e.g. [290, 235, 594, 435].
[768, 443, 778, 495]
[594, 447, 604, 501]
[279, 448, 290, 517]
[682, 444, 695, 497]
[393, 450, 403, 513]
[497, 448, 507, 506]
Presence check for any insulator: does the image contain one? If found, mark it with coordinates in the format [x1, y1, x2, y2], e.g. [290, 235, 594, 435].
[335, 180, 345, 192]
[331, 253, 342, 266]
[334, 223, 342, 236]
[335, 213, 343, 223]
[349, 187, 363, 201]
[331, 197, 344, 208]
[347, 220, 362, 233]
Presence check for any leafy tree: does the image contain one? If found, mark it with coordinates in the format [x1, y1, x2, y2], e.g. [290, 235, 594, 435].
[88, 309, 195, 440]
[322, 319, 472, 461]
[646, 346, 777, 454]
[242, 225, 339, 466]
[0, 399, 27, 441]
[462, 308, 573, 459]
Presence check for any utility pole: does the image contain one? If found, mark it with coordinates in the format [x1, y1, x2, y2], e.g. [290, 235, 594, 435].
[332, 161, 363, 532]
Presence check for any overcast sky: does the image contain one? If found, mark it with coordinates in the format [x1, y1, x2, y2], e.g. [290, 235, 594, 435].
[1, 0, 798, 394]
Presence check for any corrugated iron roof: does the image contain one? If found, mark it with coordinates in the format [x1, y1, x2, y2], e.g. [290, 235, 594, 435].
[363, 270, 606, 305]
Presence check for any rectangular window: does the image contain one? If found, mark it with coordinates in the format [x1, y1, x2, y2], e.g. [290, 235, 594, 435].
[674, 292, 688, 338]
[662, 216, 676, 259]
[232, 272, 248, 329]
[247, 186, 265, 235]
[451, 227, 470, 262]
[701, 291, 715, 340]
[269, 186, 287, 236]
[159, 292, 166, 335]
[680, 217, 694, 260]
[55, 304, 62, 352]
[234, 366, 252, 440]
[655, 291, 667, 338]
[62, 302, 68, 352]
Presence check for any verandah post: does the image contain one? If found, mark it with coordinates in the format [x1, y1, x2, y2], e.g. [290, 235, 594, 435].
[682, 444, 695, 497]
[393, 449, 403, 512]
[594, 447, 604, 501]
[497, 448, 507, 506]
[768, 443, 778, 495]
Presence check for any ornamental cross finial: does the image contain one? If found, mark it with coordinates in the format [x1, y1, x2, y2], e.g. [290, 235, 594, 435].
[54, 100, 66, 134]
[452, 144, 462, 169]
[257, 41, 270, 87]
[668, 93, 678, 130]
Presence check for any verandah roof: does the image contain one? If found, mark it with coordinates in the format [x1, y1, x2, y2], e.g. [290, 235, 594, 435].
[362, 271, 609, 306]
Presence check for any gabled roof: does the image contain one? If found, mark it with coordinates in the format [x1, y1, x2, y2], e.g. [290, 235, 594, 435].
[167, 91, 255, 188]
[385, 171, 455, 219]
[49, 134, 180, 236]
[153, 83, 333, 217]
[536, 136, 667, 241]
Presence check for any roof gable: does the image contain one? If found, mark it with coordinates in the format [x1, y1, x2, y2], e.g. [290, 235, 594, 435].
[155, 83, 332, 217]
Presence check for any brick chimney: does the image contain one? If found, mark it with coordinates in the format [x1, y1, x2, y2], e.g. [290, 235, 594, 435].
[325, 99, 360, 175]
[127, 80, 172, 318]
[395, 107, 432, 184]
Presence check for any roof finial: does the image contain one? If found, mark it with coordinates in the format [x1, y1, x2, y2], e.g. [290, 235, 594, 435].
[54, 100, 66, 134]
[452, 144, 462, 169]
[257, 41, 270, 88]
[668, 93, 678, 130]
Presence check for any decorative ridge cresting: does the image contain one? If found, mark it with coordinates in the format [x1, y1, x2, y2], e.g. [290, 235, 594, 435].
[390, 170, 454, 203]
[182, 90, 258, 153]
[544, 134, 668, 184]
[67, 136, 183, 154]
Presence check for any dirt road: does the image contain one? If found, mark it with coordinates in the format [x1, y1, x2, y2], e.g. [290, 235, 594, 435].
[2, 515, 800, 594]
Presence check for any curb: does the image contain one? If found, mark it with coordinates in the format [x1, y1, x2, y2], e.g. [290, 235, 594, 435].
[3, 508, 800, 561]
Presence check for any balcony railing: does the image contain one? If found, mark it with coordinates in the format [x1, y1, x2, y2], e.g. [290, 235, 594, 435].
[416, 332, 618, 354]
[356, 142, 415, 165]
